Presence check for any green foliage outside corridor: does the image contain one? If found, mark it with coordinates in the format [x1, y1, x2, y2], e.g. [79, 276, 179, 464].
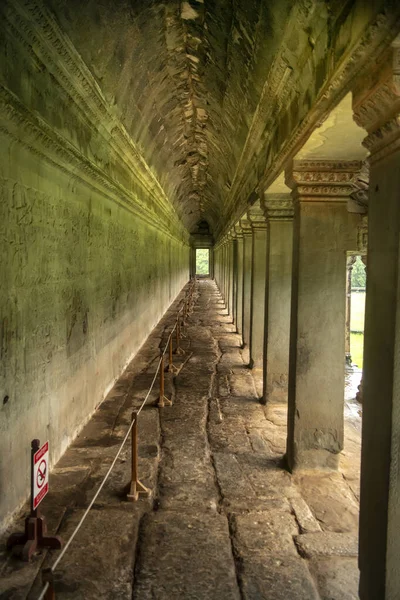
[196, 249, 209, 275]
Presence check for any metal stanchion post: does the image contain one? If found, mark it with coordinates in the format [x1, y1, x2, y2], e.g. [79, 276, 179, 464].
[127, 411, 150, 501]
[157, 354, 172, 407]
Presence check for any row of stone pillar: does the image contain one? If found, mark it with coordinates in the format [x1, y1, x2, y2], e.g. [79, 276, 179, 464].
[215, 42, 400, 598]
[215, 161, 364, 470]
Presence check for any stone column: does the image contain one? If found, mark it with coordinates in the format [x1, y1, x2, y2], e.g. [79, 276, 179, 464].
[353, 41, 400, 600]
[345, 255, 357, 364]
[215, 245, 221, 286]
[261, 194, 294, 404]
[248, 201, 268, 370]
[240, 217, 253, 348]
[285, 159, 362, 471]
[190, 247, 194, 278]
[221, 238, 227, 306]
[227, 232, 235, 317]
[230, 230, 238, 327]
[209, 245, 214, 279]
[235, 223, 244, 340]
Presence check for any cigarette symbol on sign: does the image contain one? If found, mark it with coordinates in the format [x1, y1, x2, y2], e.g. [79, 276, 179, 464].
[36, 460, 47, 489]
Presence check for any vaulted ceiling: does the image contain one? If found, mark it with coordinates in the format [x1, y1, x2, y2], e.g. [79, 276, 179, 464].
[46, 0, 400, 236]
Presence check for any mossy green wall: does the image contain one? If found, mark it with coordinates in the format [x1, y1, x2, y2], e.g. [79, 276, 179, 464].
[0, 0, 190, 527]
[0, 136, 189, 527]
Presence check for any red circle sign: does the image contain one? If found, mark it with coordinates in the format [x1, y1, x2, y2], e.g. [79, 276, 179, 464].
[36, 459, 47, 489]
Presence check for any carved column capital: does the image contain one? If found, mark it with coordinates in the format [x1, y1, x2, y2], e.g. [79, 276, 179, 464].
[234, 223, 244, 239]
[247, 200, 268, 230]
[240, 216, 253, 236]
[285, 160, 363, 202]
[348, 162, 369, 214]
[262, 193, 294, 220]
[353, 35, 400, 164]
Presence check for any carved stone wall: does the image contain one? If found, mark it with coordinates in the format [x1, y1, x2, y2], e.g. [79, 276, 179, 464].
[0, 1, 190, 529]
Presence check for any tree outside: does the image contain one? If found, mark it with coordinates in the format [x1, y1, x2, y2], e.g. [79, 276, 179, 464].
[196, 249, 210, 275]
[351, 256, 366, 288]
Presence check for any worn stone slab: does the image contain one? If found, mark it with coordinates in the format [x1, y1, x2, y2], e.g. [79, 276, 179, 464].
[213, 452, 257, 506]
[158, 480, 219, 511]
[309, 557, 359, 600]
[240, 556, 320, 600]
[28, 507, 141, 599]
[208, 421, 252, 453]
[229, 371, 258, 398]
[236, 453, 297, 499]
[248, 430, 271, 454]
[133, 512, 240, 600]
[290, 497, 322, 533]
[264, 403, 288, 427]
[294, 472, 359, 533]
[295, 532, 358, 558]
[233, 510, 299, 558]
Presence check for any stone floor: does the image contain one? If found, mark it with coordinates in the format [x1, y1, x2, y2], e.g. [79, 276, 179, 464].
[0, 279, 362, 599]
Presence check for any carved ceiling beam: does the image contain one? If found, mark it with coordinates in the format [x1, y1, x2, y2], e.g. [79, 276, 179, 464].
[285, 160, 363, 202]
[219, 9, 400, 241]
[353, 35, 400, 166]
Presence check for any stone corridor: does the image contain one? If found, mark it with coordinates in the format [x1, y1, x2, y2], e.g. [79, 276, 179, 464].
[1, 280, 361, 599]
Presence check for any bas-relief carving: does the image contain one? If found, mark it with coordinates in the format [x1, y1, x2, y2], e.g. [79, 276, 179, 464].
[0, 0, 188, 243]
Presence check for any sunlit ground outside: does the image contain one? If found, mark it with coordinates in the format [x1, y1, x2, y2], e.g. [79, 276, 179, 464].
[196, 248, 209, 275]
[350, 291, 365, 368]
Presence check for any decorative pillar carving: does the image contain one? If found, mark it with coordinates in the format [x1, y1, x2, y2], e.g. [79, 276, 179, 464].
[247, 200, 268, 370]
[285, 159, 362, 471]
[240, 216, 253, 348]
[261, 194, 294, 404]
[353, 38, 400, 600]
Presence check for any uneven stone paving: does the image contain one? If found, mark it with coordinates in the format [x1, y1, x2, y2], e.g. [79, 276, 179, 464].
[0, 279, 361, 599]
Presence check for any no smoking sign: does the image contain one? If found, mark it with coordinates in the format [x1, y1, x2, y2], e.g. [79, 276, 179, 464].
[33, 441, 49, 509]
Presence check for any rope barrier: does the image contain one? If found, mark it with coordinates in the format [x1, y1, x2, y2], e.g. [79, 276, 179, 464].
[37, 281, 196, 600]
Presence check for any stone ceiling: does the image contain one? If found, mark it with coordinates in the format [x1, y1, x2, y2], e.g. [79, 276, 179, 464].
[46, 0, 400, 236]
[46, 0, 299, 232]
